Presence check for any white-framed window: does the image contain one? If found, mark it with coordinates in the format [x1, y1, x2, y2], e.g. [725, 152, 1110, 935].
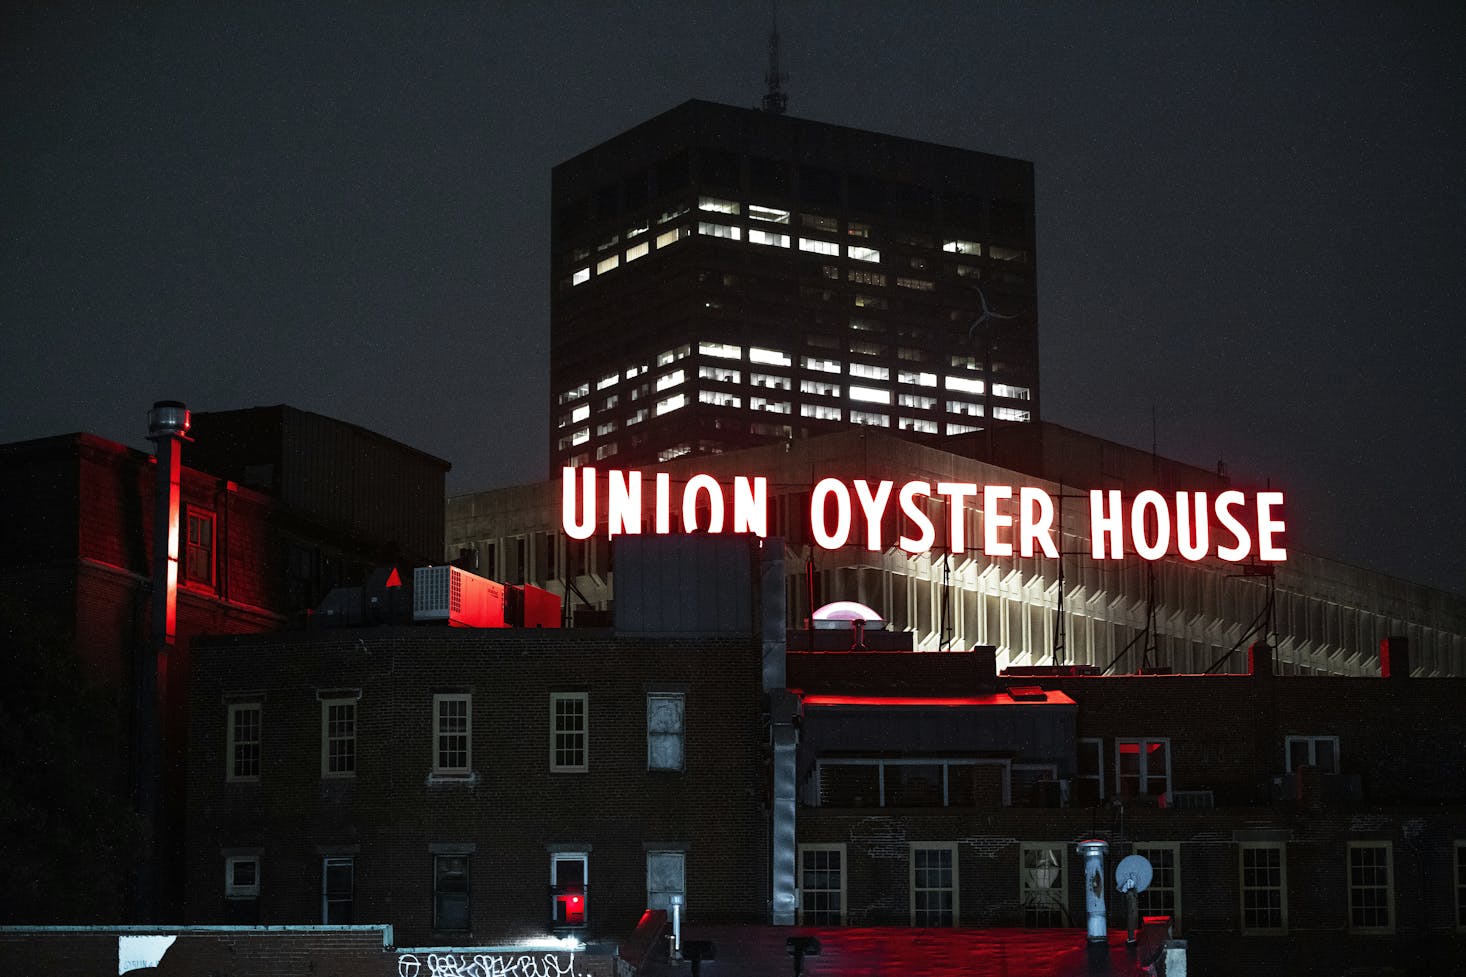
[1020, 843, 1067, 927]
[434, 853, 470, 931]
[1347, 841, 1394, 933]
[322, 856, 354, 924]
[551, 852, 589, 927]
[432, 694, 471, 777]
[1240, 843, 1287, 933]
[647, 850, 686, 913]
[320, 698, 356, 778]
[798, 844, 845, 925]
[647, 693, 685, 772]
[1115, 738, 1171, 803]
[910, 843, 958, 926]
[1285, 735, 1340, 774]
[1134, 843, 1181, 931]
[551, 693, 588, 772]
[227, 702, 261, 781]
[225, 855, 260, 899]
[1077, 738, 1104, 803]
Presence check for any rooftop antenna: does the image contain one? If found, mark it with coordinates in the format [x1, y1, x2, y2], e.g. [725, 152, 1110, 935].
[762, 0, 789, 115]
[1114, 853, 1154, 945]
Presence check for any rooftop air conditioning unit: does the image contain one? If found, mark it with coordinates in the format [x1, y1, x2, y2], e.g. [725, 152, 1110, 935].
[413, 565, 507, 628]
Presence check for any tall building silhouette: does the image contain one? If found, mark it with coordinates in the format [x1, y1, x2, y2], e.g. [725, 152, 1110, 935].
[550, 100, 1038, 470]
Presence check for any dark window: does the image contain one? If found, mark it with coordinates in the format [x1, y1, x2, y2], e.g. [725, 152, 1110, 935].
[697, 147, 741, 190]
[655, 150, 690, 195]
[749, 156, 790, 197]
[322, 857, 354, 924]
[847, 174, 887, 215]
[434, 855, 470, 931]
[186, 510, 215, 588]
[799, 165, 840, 208]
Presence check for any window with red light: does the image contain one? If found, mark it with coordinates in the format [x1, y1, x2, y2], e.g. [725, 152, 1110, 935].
[1115, 738, 1171, 803]
[185, 509, 215, 589]
[1134, 843, 1181, 931]
[551, 852, 589, 928]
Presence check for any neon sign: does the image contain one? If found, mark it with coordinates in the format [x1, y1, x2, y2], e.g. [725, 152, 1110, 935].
[562, 468, 1287, 562]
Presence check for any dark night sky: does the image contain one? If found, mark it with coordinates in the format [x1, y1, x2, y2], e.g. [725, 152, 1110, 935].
[3, 3, 1462, 595]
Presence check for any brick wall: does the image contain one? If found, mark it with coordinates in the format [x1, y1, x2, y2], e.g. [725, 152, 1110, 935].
[186, 629, 770, 945]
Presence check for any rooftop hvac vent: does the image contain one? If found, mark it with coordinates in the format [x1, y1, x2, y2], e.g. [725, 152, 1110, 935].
[1007, 685, 1047, 702]
[413, 565, 507, 627]
[1170, 790, 1215, 809]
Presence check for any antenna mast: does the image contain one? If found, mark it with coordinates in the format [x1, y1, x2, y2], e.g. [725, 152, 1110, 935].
[762, 1, 789, 115]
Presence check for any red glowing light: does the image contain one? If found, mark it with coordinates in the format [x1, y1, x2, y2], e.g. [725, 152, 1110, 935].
[803, 693, 1070, 707]
[561, 468, 1288, 563]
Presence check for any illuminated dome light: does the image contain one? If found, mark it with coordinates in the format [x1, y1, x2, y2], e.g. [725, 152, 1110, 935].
[811, 600, 887, 630]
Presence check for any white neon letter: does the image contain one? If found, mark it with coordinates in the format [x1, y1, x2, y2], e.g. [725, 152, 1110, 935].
[655, 472, 671, 535]
[983, 485, 1014, 557]
[854, 480, 894, 551]
[897, 481, 936, 554]
[607, 469, 641, 536]
[1215, 490, 1251, 562]
[1090, 490, 1124, 559]
[1019, 487, 1059, 558]
[682, 473, 725, 533]
[1174, 492, 1208, 561]
[1257, 491, 1287, 561]
[936, 482, 977, 553]
[811, 477, 852, 549]
[733, 476, 768, 536]
[562, 466, 596, 540]
[1130, 489, 1170, 561]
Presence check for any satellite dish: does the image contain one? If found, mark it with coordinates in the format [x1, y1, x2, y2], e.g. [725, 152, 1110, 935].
[811, 600, 886, 630]
[1115, 854, 1153, 894]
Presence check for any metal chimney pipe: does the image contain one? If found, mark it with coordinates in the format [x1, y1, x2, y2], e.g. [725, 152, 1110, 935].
[1076, 839, 1110, 943]
[136, 400, 189, 918]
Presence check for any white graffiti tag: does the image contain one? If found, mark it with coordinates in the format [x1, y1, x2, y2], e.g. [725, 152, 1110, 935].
[397, 952, 584, 977]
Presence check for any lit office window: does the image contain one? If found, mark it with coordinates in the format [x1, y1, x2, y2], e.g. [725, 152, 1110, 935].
[899, 371, 939, 387]
[699, 341, 742, 360]
[942, 239, 981, 255]
[946, 375, 985, 394]
[749, 229, 790, 248]
[625, 242, 649, 262]
[850, 411, 889, 427]
[749, 204, 791, 223]
[849, 246, 881, 263]
[799, 238, 840, 256]
[850, 363, 889, 381]
[571, 268, 590, 286]
[749, 347, 791, 367]
[992, 383, 1032, 400]
[849, 386, 891, 405]
[993, 407, 1031, 422]
[655, 394, 686, 416]
[596, 254, 619, 275]
[698, 222, 741, 240]
[698, 196, 740, 215]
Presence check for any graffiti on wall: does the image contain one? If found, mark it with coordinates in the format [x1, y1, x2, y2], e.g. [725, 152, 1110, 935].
[397, 952, 591, 977]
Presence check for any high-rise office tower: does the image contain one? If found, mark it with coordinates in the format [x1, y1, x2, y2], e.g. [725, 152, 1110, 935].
[550, 100, 1037, 471]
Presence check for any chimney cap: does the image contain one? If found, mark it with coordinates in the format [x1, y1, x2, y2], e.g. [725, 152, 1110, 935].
[147, 401, 191, 441]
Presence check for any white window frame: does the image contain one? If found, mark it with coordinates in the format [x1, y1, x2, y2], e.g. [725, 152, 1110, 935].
[910, 842, 959, 926]
[1114, 737, 1172, 804]
[322, 855, 354, 924]
[1020, 843, 1068, 928]
[227, 702, 261, 782]
[1239, 842, 1288, 934]
[320, 697, 357, 779]
[797, 843, 846, 925]
[225, 855, 260, 899]
[647, 693, 685, 772]
[1285, 735, 1340, 774]
[1133, 842, 1181, 932]
[432, 693, 472, 777]
[551, 851, 590, 927]
[551, 692, 589, 773]
[646, 849, 686, 914]
[1347, 841, 1395, 934]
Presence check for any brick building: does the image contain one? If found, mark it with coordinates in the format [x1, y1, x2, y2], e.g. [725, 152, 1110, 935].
[0, 409, 449, 923]
[184, 541, 772, 945]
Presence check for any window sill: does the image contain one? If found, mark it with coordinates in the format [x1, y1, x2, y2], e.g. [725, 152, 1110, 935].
[426, 771, 479, 786]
